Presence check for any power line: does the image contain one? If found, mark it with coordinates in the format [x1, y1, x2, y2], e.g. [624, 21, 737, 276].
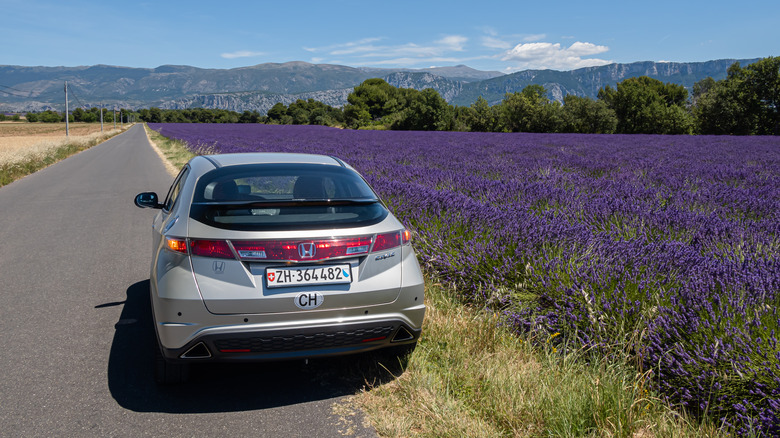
[0, 84, 28, 93]
[67, 85, 88, 109]
[0, 84, 29, 98]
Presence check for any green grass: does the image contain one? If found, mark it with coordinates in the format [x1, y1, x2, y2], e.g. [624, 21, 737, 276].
[143, 124, 196, 172]
[0, 127, 127, 187]
[357, 282, 729, 437]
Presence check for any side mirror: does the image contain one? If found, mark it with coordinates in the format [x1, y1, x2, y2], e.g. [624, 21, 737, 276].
[135, 192, 163, 209]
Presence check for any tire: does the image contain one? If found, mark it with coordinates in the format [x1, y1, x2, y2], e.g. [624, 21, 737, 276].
[154, 344, 190, 385]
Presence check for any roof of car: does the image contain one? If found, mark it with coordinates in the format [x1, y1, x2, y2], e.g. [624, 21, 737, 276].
[201, 153, 343, 168]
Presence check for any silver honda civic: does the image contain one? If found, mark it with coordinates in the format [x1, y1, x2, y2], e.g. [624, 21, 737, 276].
[135, 153, 425, 383]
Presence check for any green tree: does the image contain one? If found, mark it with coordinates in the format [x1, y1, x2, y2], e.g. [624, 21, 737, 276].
[239, 110, 262, 123]
[34, 110, 64, 123]
[561, 95, 617, 133]
[744, 57, 780, 134]
[465, 96, 498, 132]
[344, 78, 405, 127]
[599, 76, 692, 134]
[391, 88, 453, 131]
[149, 107, 163, 123]
[497, 85, 564, 133]
[72, 108, 86, 122]
[266, 102, 289, 124]
[694, 57, 780, 135]
[164, 110, 187, 123]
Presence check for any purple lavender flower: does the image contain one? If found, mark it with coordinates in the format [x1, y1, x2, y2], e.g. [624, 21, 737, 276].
[148, 123, 780, 434]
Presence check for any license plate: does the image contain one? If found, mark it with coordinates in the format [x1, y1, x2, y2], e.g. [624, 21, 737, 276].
[265, 264, 353, 288]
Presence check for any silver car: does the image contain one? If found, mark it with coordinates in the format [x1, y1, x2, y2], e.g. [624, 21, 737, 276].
[135, 153, 425, 383]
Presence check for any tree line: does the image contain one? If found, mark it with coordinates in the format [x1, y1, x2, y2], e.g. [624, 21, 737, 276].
[24, 107, 129, 123]
[19, 57, 778, 135]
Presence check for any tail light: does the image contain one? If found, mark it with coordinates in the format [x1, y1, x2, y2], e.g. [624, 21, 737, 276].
[402, 229, 412, 244]
[372, 231, 401, 252]
[232, 237, 373, 261]
[190, 239, 234, 259]
[165, 237, 187, 254]
[172, 229, 411, 261]
[373, 229, 412, 252]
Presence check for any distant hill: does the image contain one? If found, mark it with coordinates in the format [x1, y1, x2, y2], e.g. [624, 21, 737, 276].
[452, 59, 761, 106]
[0, 59, 761, 114]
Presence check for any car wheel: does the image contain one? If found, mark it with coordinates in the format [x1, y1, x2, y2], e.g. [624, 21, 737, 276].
[154, 345, 190, 385]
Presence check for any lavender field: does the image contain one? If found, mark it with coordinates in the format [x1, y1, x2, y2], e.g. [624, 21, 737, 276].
[148, 123, 779, 434]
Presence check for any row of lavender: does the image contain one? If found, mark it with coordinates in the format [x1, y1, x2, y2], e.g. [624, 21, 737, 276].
[148, 123, 779, 434]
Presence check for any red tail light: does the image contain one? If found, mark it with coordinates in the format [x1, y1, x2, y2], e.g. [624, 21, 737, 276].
[373, 231, 402, 252]
[190, 239, 234, 259]
[179, 231, 411, 261]
[232, 236, 373, 261]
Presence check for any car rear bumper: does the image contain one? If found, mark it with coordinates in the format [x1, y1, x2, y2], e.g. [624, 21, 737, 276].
[159, 318, 422, 362]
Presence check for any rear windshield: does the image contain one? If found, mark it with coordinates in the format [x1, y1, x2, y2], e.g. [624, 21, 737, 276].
[189, 163, 388, 231]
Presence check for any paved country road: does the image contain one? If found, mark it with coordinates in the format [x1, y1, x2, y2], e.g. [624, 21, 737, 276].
[0, 125, 384, 437]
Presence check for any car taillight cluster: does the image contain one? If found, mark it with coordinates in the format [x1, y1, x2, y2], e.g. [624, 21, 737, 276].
[164, 230, 411, 261]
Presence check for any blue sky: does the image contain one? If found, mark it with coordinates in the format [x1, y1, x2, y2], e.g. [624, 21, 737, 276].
[3, 0, 777, 72]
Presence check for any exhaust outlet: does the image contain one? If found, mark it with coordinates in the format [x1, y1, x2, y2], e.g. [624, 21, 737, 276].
[391, 326, 415, 343]
[180, 342, 212, 359]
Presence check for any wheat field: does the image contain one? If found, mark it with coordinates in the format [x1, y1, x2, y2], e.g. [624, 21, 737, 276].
[0, 122, 123, 165]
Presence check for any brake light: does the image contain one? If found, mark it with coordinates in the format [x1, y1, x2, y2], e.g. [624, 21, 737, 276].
[165, 237, 187, 254]
[190, 239, 234, 259]
[373, 231, 401, 252]
[231, 236, 373, 261]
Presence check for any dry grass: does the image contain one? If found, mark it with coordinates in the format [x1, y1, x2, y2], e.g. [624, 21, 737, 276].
[0, 122, 121, 165]
[356, 282, 729, 438]
[143, 124, 194, 176]
[0, 122, 129, 187]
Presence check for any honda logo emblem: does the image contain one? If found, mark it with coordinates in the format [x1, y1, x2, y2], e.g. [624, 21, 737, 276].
[298, 242, 316, 258]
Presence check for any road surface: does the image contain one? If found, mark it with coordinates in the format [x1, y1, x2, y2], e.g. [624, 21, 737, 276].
[0, 125, 384, 437]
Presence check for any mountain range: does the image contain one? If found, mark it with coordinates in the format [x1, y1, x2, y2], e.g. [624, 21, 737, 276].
[0, 59, 760, 114]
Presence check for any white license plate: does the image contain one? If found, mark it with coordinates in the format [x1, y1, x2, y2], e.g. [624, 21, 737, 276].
[265, 264, 353, 288]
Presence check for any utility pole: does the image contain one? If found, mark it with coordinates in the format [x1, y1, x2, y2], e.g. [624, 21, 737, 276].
[64, 81, 69, 136]
[114, 108, 117, 129]
[100, 103, 104, 132]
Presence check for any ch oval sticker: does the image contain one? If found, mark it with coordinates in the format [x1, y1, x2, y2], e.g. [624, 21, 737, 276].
[295, 292, 324, 310]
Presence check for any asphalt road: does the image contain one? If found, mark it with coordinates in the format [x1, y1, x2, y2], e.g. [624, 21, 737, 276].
[0, 125, 385, 437]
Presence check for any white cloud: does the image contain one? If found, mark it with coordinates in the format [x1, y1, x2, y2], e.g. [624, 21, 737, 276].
[360, 56, 465, 66]
[502, 41, 612, 71]
[304, 35, 472, 67]
[436, 35, 467, 51]
[304, 37, 384, 54]
[482, 35, 512, 50]
[566, 41, 609, 56]
[522, 33, 547, 42]
[220, 50, 265, 59]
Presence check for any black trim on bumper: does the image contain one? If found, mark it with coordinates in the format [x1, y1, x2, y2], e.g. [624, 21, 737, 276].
[161, 320, 421, 363]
